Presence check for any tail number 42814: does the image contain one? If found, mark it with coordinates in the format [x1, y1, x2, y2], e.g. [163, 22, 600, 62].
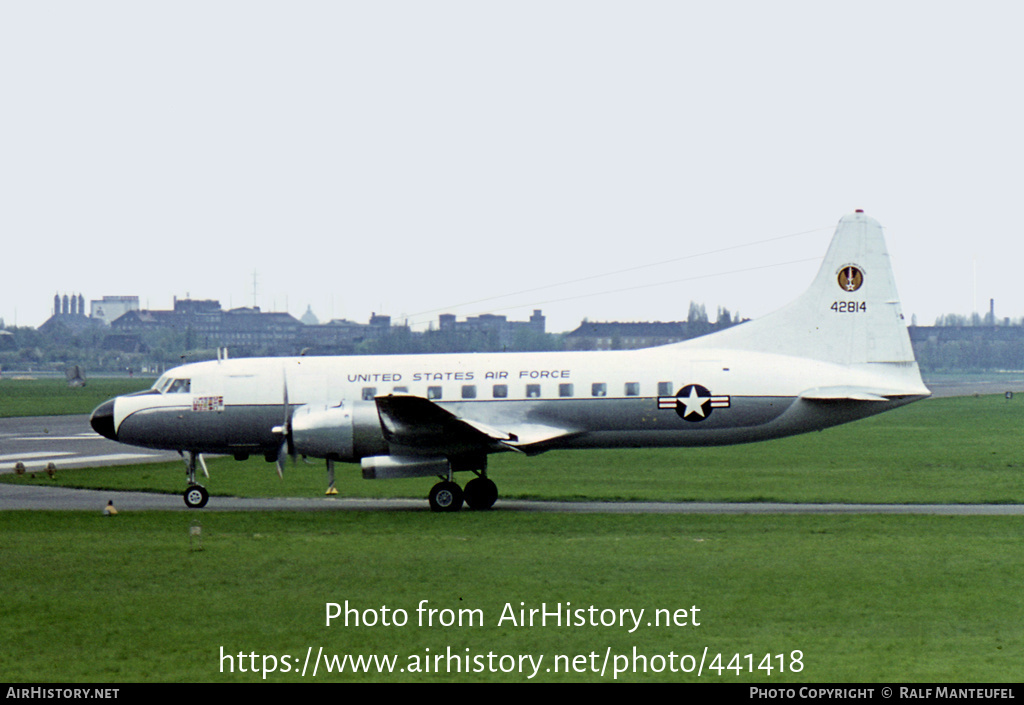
[831, 301, 867, 313]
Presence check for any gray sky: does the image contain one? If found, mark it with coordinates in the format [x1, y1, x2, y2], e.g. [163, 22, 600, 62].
[3, 1, 1023, 333]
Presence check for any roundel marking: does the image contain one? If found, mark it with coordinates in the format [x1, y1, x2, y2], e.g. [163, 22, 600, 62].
[838, 265, 864, 292]
[657, 384, 731, 422]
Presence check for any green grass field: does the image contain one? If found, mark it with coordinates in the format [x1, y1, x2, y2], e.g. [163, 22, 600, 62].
[0, 377, 153, 417]
[1, 389, 1022, 682]
[1, 511, 1020, 683]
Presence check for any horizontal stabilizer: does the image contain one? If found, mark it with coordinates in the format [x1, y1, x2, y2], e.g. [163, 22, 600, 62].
[800, 386, 916, 402]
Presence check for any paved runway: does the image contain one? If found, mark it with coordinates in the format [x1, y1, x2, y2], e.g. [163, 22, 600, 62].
[2, 482, 1022, 514]
[0, 414, 181, 472]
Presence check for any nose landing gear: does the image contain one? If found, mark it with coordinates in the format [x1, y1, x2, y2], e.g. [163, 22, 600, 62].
[181, 451, 210, 508]
[184, 484, 209, 509]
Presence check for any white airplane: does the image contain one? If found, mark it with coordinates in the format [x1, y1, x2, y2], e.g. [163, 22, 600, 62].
[90, 211, 930, 511]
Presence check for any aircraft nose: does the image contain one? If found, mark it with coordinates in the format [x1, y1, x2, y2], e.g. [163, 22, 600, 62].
[90, 399, 117, 440]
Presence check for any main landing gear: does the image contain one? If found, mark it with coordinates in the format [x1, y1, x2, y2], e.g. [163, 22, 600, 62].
[428, 474, 498, 513]
[181, 451, 209, 509]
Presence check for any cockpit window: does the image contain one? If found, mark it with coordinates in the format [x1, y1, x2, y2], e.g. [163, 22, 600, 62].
[167, 378, 191, 394]
[153, 375, 192, 394]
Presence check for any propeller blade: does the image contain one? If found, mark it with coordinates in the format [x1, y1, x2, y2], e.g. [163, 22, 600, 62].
[282, 371, 290, 426]
[286, 420, 296, 461]
[272, 368, 292, 479]
[275, 442, 286, 479]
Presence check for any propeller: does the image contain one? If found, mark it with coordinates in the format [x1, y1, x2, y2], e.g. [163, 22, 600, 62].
[271, 370, 296, 478]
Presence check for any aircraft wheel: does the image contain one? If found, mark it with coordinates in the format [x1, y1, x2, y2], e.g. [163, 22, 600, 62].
[184, 485, 209, 509]
[464, 477, 498, 510]
[428, 481, 463, 513]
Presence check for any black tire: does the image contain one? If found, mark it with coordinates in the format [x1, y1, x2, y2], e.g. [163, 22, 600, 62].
[464, 477, 498, 510]
[428, 481, 464, 512]
[184, 485, 209, 509]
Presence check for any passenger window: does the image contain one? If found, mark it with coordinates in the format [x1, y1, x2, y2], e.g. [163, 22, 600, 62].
[493, 384, 508, 399]
[625, 382, 640, 396]
[526, 384, 541, 398]
[392, 386, 409, 394]
[559, 383, 574, 397]
[427, 386, 443, 400]
[592, 383, 607, 397]
[658, 381, 673, 396]
[462, 385, 477, 399]
[362, 387, 377, 401]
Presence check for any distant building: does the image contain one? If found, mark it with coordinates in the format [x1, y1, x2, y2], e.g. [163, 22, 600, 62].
[908, 325, 1024, 344]
[437, 309, 546, 348]
[564, 314, 747, 351]
[38, 292, 101, 337]
[564, 321, 691, 350]
[90, 296, 140, 325]
[297, 319, 376, 354]
[300, 305, 319, 326]
[908, 322, 1024, 371]
[50, 292, 87, 318]
[111, 297, 303, 355]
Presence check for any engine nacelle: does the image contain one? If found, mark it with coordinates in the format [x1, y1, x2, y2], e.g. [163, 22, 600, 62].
[361, 455, 449, 480]
[289, 401, 388, 460]
[290, 403, 355, 459]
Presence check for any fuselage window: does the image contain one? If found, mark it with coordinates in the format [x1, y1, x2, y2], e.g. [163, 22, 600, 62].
[362, 387, 377, 401]
[493, 384, 508, 399]
[526, 384, 541, 398]
[625, 382, 640, 396]
[392, 386, 409, 394]
[427, 386, 443, 400]
[658, 381, 673, 396]
[592, 383, 607, 397]
[559, 383, 574, 397]
[462, 385, 477, 399]
[167, 378, 191, 394]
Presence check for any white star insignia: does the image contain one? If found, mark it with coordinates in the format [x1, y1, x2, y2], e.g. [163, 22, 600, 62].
[658, 385, 730, 421]
[680, 386, 709, 418]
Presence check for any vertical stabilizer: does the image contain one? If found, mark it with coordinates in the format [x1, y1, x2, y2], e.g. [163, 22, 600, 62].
[686, 211, 917, 366]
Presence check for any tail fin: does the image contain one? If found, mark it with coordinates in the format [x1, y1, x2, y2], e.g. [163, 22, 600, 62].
[686, 211, 917, 367]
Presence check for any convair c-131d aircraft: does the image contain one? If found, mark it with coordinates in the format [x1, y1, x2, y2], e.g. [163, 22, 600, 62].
[90, 211, 930, 511]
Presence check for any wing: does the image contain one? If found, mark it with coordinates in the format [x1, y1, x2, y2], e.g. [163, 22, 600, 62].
[374, 394, 571, 456]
